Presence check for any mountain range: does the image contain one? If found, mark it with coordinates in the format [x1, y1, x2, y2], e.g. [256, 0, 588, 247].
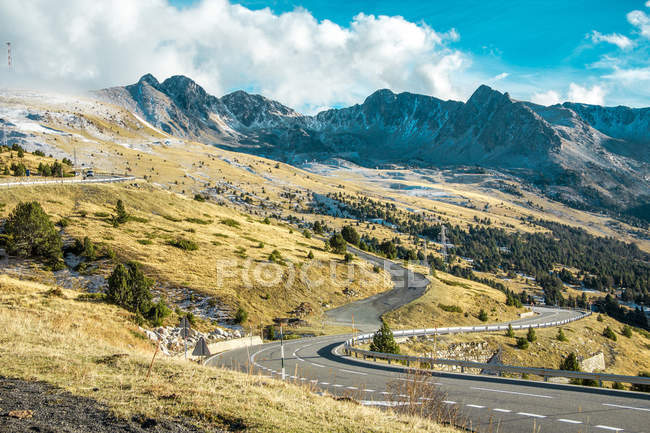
[95, 74, 650, 215]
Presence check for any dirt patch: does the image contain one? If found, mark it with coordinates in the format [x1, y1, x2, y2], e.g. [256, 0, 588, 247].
[0, 376, 211, 433]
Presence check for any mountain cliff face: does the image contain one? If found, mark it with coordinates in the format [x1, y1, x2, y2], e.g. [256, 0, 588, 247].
[95, 74, 649, 212]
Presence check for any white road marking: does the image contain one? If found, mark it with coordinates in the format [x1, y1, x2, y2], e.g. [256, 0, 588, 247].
[594, 426, 624, 431]
[442, 400, 456, 405]
[466, 404, 485, 409]
[603, 403, 650, 412]
[332, 384, 343, 388]
[310, 362, 325, 368]
[493, 408, 512, 413]
[380, 391, 391, 395]
[363, 389, 375, 393]
[517, 412, 546, 418]
[346, 386, 358, 390]
[320, 382, 329, 385]
[557, 419, 582, 424]
[470, 387, 552, 399]
[340, 369, 367, 375]
[360, 400, 412, 407]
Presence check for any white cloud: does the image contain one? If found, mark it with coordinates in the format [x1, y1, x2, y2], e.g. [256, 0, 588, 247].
[492, 72, 509, 81]
[567, 83, 606, 105]
[627, 9, 650, 38]
[0, 0, 467, 113]
[590, 31, 633, 49]
[603, 66, 650, 81]
[531, 90, 561, 106]
[646, 1, 650, 7]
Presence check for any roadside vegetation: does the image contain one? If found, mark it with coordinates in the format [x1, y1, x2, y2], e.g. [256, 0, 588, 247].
[0, 275, 459, 433]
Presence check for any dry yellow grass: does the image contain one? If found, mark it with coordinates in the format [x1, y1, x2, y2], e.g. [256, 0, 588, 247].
[384, 270, 523, 329]
[0, 182, 391, 325]
[0, 274, 459, 433]
[400, 313, 650, 380]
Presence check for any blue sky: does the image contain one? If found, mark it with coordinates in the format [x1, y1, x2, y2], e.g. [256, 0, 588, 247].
[2, 0, 650, 111]
[166, 0, 650, 108]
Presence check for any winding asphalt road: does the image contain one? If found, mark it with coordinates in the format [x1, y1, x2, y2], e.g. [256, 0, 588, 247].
[208, 252, 650, 433]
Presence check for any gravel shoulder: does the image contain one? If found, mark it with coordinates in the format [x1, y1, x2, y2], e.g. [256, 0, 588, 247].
[0, 376, 210, 433]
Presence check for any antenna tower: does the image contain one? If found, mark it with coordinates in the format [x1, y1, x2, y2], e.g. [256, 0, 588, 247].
[6, 42, 11, 69]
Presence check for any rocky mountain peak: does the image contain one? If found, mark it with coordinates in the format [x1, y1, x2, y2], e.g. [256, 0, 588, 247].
[137, 73, 160, 88]
[363, 89, 397, 106]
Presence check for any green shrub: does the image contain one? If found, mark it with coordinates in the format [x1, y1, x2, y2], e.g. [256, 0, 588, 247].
[256, 241, 265, 249]
[329, 233, 347, 255]
[506, 324, 515, 337]
[557, 328, 568, 342]
[307, 250, 314, 260]
[303, 229, 312, 239]
[527, 327, 537, 342]
[186, 217, 211, 225]
[263, 217, 271, 224]
[373, 264, 381, 273]
[167, 238, 199, 251]
[560, 352, 579, 371]
[341, 225, 360, 246]
[94, 211, 110, 218]
[11, 162, 26, 176]
[76, 236, 97, 260]
[369, 321, 399, 354]
[439, 303, 463, 313]
[478, 309, 488, 322]
[516, 337, 529, 349]
[603, 326, 617, 341]
[3, 201, 63, 268]
[137, 239, 153, 245]
[106, 262, 153, 315]
[162, 214, 182, 222]
[112, 199, 129, 226]
[57, 217, 70, 228]
[622, 325, 633, 338]
[312, 220, 324, 234]
[33, 150, 46, 157]
[597, 314, 604, 322]
[269, 249, 284, 264]
[220, 218, 240, 228]
[344, 252, 354, 263]
[193, 194, 206, 202]
[234, 307, 248, 324]
[149, 298, 171, 327]
[612, 382, 626, 390]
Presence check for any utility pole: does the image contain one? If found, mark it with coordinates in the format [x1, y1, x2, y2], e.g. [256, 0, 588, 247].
[6, 42, 11, 70]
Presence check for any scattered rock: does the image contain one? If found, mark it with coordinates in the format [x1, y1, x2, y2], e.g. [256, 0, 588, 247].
[8, 410, 33, 419]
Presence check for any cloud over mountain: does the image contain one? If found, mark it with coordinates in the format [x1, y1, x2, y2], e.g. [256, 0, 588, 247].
[0, 0, 465, 113]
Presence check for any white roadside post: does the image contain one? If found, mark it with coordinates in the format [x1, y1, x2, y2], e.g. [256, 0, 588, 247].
[280, 322, 285, 380]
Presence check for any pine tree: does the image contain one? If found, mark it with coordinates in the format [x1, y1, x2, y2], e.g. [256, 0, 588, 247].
[112, 199, 129, 226]
[369, 320, 400, 354]
[506, 323, 515, 337]
[560, 352, 580, 371]
[527, 327, 537, 342]
[3, 201, 63, 268]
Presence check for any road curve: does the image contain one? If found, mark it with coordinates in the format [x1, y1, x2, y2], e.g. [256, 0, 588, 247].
[209, 253, 650, 433]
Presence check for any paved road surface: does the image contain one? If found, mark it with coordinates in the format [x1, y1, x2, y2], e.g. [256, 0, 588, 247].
[209, 251, 650, 432]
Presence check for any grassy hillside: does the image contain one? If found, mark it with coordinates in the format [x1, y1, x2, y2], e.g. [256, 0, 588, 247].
[0, 274, 458, 432]
[384, 269, 523, 329]
[401, 312, 650, 380]
[0, 182, 391, 326]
